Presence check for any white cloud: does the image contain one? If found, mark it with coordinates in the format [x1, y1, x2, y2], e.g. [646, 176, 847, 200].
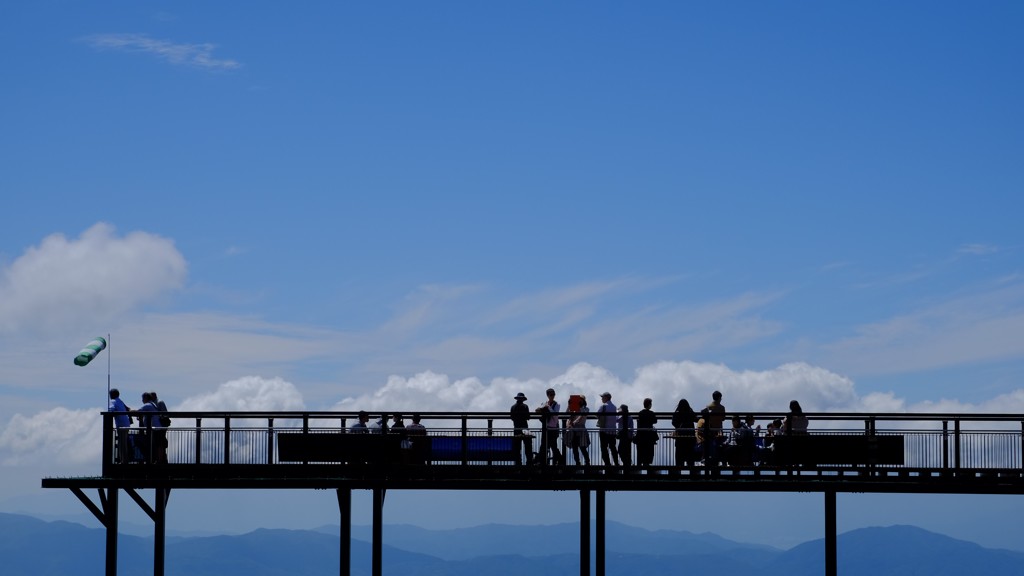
[0, 407, 102, 465]
[0, 223, 187, 336]
[821, 282, 1024, 374]
[85, 33, 240, 70]
[4, 364, 1023, 466]
[327, 360, 1009, 422]
[176, 376, 306, 412]
[956, 243, 999, 256]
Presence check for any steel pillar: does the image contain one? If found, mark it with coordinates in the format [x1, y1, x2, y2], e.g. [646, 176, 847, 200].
[580, 490, 590, 576]
[154, 488, 167, 576]
[596, 489, 605, 576]
[338, 488, 351, 576]
[70, 487, 119, 576]
[825, 490, 837, 576]
[372, 488, 384, 576]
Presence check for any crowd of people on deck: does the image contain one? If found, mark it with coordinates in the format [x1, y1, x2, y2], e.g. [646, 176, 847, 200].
[508, 389, 809, 469]
[107, 384, 810, 469]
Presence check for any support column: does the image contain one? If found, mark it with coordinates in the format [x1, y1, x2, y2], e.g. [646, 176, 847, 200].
[372, 488, 384, 576]
[580, 490, 590, 576]
[825, 491, 836, 576]
[70, 487, 120, 576]
[104, 488, 118, 576]
[154, 488, 167, 576]
[596, 490, 605, 576]
[337, 489, 351, 576]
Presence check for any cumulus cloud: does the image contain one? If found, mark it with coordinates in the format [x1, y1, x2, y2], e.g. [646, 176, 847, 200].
[0, 377, 303, 465]
[4, 364, 1024, 465]
[0, 223, 187, 336]
[176, 376, 306, 412]
[330, 361, 858, 417]
[85, 33, 240, 70]
[0, 407, 103, 465]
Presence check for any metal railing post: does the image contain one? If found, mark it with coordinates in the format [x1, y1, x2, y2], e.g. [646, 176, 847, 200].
[942, 420, 949, 470]
[267, 418, 275, 464]
[303, 414, 310, 465]
[954, 419, 961, 470]
[461, 416, 469, 465]
[195, 418, 202, 464]
[224, 416, 231, 465]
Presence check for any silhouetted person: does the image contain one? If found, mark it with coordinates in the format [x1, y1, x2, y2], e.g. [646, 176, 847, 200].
[617, 404, 634, 470]
[672, 398, 697, 467]
[596, 392, 620, 467]
[108, 388, 132, 463]
[567, 395, 591, 466]
[536, 388, 563, 465]
[635, 398, 658, 468]
[511, 392, 534, 465]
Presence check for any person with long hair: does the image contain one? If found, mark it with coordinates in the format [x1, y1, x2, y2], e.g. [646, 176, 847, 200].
[671, 398, 697, 467]
[783, 400, 809, 435]
[617, 404, 634, 470]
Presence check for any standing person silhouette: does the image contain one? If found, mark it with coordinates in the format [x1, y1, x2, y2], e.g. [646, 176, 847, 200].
[636, 398, 659, 468]
[617, 404, 634, 470]
[510, 392, 534, 465]
[536, 388, 563, 465]
[672, 398, 697, 468]
[595, 392, 620, 467]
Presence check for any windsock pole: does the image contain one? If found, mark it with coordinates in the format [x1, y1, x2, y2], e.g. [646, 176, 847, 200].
[107, 333, 111, 402]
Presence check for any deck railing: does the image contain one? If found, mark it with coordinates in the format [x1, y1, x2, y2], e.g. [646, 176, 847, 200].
[102, 411, 1024, 476]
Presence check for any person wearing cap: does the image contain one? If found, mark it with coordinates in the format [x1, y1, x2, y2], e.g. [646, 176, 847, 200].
[596, 392, 620, 467]
[510, 392, 534, 465]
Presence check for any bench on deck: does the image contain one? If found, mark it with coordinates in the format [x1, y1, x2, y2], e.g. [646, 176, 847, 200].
[277, 432, 403, 464]
[769, 434, 905, 466]
[428, 435, 519, 463]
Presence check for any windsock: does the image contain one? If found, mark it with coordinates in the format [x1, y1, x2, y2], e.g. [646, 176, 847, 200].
[74, 337, 107, 366]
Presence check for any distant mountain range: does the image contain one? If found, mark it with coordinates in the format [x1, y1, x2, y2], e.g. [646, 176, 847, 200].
[3, 512, 1023, 576]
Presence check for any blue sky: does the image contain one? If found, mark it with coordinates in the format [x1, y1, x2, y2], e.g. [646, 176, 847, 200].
[1, 0, 1023, 552]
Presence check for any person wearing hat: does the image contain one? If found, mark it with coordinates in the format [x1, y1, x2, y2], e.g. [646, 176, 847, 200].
[510, 392, 534, 465]
[595, 392, 620, 467]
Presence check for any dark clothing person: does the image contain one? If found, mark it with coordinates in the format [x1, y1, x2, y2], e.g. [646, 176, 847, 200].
[617, 406, 634, 470]
[511, 393, 534, 465]
[672, 400, 698, 467]
[596, 393, 620, 467]
[636, 405, 658, 467]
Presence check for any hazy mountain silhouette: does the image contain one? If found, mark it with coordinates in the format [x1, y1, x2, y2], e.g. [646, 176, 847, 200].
[767, 524, 1024, 576]
[4, 512, 1023, 576]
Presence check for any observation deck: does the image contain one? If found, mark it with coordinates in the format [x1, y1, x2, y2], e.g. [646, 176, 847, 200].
[42, 410, 1024, 576]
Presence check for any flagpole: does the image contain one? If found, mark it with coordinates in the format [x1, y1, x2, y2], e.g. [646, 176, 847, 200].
[107, 333, 111, 403]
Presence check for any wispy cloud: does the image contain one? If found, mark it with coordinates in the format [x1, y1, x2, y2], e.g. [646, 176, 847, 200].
[956, 243, 999, 256]
[84, 33, 241, 70]
[820, 281, 1024, 374]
